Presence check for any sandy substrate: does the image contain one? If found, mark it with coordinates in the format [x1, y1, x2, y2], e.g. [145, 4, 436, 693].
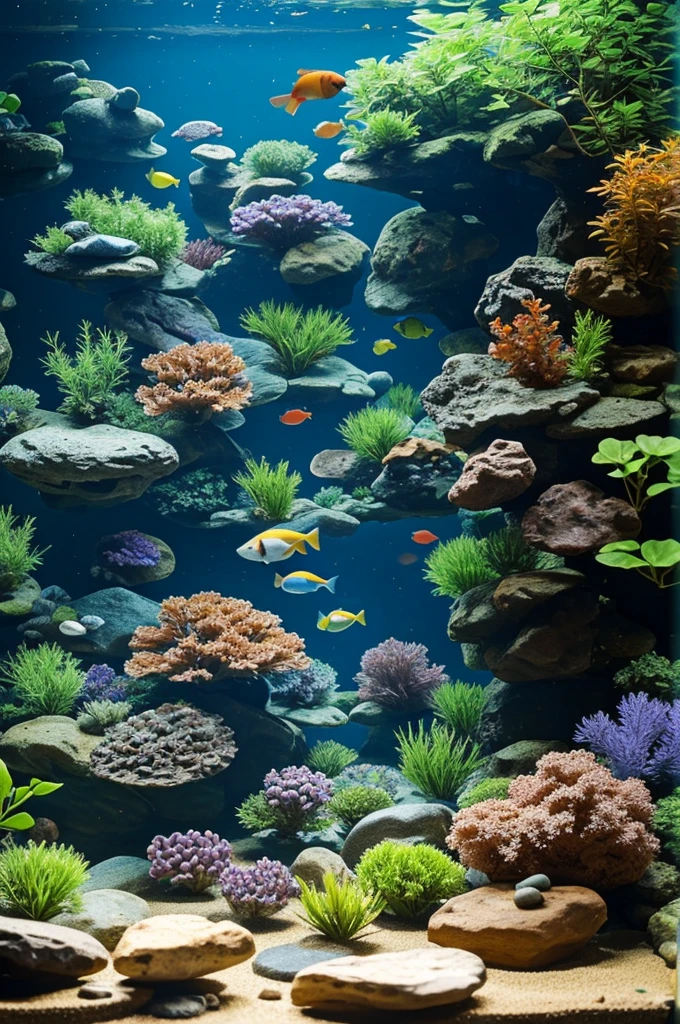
[2, 895, 675, 1023]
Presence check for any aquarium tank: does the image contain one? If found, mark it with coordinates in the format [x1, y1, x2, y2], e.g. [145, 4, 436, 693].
[0, 0, 679, 1018]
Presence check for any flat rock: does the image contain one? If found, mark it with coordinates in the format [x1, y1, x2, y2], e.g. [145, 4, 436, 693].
[546, 396, 666, 439]
[287, 354, 376, 399]
[25, 251, 159, 281]
[0, 715, 101, 777]
[280, 231, 369, 285]
[62, 97, 166, 163]
[291, 946, 486, 1011]
[310, 448, 372, 483]
[191, 143, 237, 170]
[65, 234, 140, 259]
[0, 132, 63, 172]
[482, 110, 566, 166]
[428, 884, 607, 968]
[522, 480, 641, 556]
[268, 704, 349, 728]
[341, 803, 454, 869]
[290, 848, 352, 889]
[82, 855, 158, 896]
[0, 915, 109, 978]
[253, 942, 349, 981]
[112, 914, 255, 981]
[492, 569, 587, 620]
[52, 889, 151, 951]
[448, 439, 536, 510]
[609, 344, 678, 385]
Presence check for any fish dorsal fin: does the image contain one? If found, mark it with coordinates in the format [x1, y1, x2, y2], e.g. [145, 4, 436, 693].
[297, 68, 319, 75]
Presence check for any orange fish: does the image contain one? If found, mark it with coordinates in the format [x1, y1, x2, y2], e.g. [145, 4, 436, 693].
[270, 69, 347, 116]
[398, 552, 418, 566]
[313, 119, 345, 139]
[280, 409, 312, 425]
[412, 530, 439, 545]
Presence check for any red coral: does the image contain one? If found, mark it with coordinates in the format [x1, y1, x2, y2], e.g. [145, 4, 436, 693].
[448, 750, 658, 889]
[135, 341, 252, 420]
[488, 297, 571, 388]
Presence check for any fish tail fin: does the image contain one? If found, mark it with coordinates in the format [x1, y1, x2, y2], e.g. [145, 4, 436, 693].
[286, 96, 305, 115]
[325, 576, 338, 594]
[305, 527, 321, 551]
[173, 179, 179, 187]
[355, 609, 367, 626]
[274, 573, 284, 588]
[269, 93, 292, 109]
[425, 326, 434, 337]
[317, 611, 326, 629]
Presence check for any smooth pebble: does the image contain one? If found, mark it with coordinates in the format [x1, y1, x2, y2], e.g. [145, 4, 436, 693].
[78, 983, 114, 1000]
[513, 886, 545, 909]
[516, 874, 551, 892]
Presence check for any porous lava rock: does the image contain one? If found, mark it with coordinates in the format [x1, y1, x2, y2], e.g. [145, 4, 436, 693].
[474, 255, 575, 329]
[608, 344, 678, 385]
[112, 914, 255, 981]
[448, 439, 536, 510]
[521, 480, 642, 556]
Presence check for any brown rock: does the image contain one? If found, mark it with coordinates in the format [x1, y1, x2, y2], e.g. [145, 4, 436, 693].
[609, 344, 678, 385]
[291, 946, 486, 1011]
[492, 569, 587, 619]
[565, 257, 667, 317]
[112, 914, 255, 981]
[448, 439, 536, 510]
[428, 884, 607, 968]
[0, 915, 109, 978]
[522, 480, 641, 556]
[382, 436, 455, 464]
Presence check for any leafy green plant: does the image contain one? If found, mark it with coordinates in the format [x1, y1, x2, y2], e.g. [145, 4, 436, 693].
[567, 310, 613, 381]
[653, 790, 680, 864]
[239, 139, 317, 182]
[240, 301, 354, 375]
[614, 652, 680, 698]
[592, 434, 680, 512]
[235, 791, 279, 833]
[429, 681, 487, 736]
[0, 840, 88, 920]
[0, 644, 84, 717]
[0, 507, 48, 594]
[30, 225, 72, 255]
[351, 485, 374, 502]
[147, 467, 231, 521]
[384, 383, 422, 420]
[423, 535, 497, 598]
[307, 740, 358, 777]
[328, 785, 394, 830]
[0, 385, 40, 436]
[0, 91, 21, 115]
[485, 523, 561, 576]
[596, 539, 680, 588]
[458, 776, 513, 808]
[297, 871, 385, 941]
[395, 721, 485, 800]
[0, 760, 62, 831]
[233, 456, 302, 520]
[41, 320, 131, 420]
[313, 486, 345, 509]
[356, 841, 466, 919]
[45, 120, 66, 135]
[76, 700, 132, 734]
[338, 407, 411, 462]
[343, 109, 420, 156]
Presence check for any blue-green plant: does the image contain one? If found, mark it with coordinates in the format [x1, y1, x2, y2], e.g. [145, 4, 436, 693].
[384, 383, 422, 420]
[395, 721, 484, 800]
[41, 320, 131, 420]
[0, 385, 40, 436]
[458, 776, 512, 808]
[147, 467, 231, 520]
[63, 188, 187, 265]
[307, 740, 358, 777]
[76, 700, 132, 734]
[233, 456, 302, 520]
[592, 434, 680, 513]
[240, 301, 354, 375]
[0, 644, 84, 717]
[429, 681, 487, 736]
[328, 785, 394, 830]
[567, 310, 613, 382]
[343, 109, 420, 156]
[313, 486, 345, 509]
[0, 507, 48, 594]
[338, 406, 411, 462]
[297, 871, 386, 941]
[0, 759, 62, 831]
[0, 840, 88, 920]
[239, 139, 317, 182]
[355, 840, 466, 920]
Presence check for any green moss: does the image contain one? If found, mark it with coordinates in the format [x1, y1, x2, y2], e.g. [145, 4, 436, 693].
[0, 643, 84, 717]
[297, 872, 385, 942]
[614, 652, 680, 698]
[0, 841, 89, 920]
[338, 406, 411, 462]
[233, 456, 301, 521]
[147, 468, 231, 521]
[240, 301, 354, 376]
[458, 776, 513, 808]
[343, 109, 420, 156]
[240, 139, 317, 182]
[41, 320, 131, 420]
[0, 506, 48, 595]
[102, 391, 185, 438]
[328, 785, 394, 829]
[396, 720, 485, 801]
[50, 605, 79, 624]
[307, 740, 358, 777]
[356, 841, 466, 920]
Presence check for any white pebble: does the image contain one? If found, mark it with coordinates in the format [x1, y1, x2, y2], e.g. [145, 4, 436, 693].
[58, 620, 87, 636]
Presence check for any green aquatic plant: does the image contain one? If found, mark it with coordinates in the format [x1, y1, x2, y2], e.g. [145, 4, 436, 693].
[567, 310, 613, 382]
[484, 524, 561, 576]
[307, 740, 358, 777]
[423, 535, 496, 599]
[0, 644, 84, 717]
[102, 392, 185, 439]
[235, 791, 279, 833]
[592, 434, 680, 513]
[233, 456, 302, 521]
[240, 301, 354, 376]
[0, 507, 48, 594]
[0, 91, 21, 115]
[614, 652, 680, 699]
[147, 468, 231, 521]
[343, 109, 420, 156]
[76, 700, 132, 735]
[41, 320, 131, 420]
[45, 120, 66, 135]
[297, 872, 386, 942]
[356, 841, 466, 920]
[313, 486, 345, 509]
[0, 760, 62, 831]
[596, 539, 680, 588]
[384, 383, 422, 420]
[239, 139, 317, 182]
[0, 385, 40, 435]
[653, 790, 680, 864]
[395, 720, 485, 801]
[338, 406, 411, 463]
[30, 225, 72, 255]
[328, 785, 394, 830]
[458, 776, 513, 808]
[351, 485, 374, 502]
[429, 681, 487, 736]
[0, 841, 88, 920]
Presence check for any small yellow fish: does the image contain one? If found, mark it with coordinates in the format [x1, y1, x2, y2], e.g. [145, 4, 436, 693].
[313, 119, 345, 140]
[317, 608, 366, 632]
[237, 527, 320, 564]
[275, 570, 338, 595]
[373, 339, 397, 356]
[146, 168, 180, 189]
[393, 317, 433, 339]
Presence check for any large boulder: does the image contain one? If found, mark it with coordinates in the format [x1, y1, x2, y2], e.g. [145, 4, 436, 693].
[52, 889, 151, 950]
[112, 914, 255, 981]
[566, 257, 667, 317]
[474, 255, 576, 330]
[0, 132, 73, 198]
[341, 803, 454, 869]
[66, 587, 162, 656]
[279, 231, 369, 286]
[62, 93, 166, 162]
[521, 480, 641, 556]
[482, 110, 567, 169]
[24, 251, 160, 284]
[0, 716, 101, 777]
[0, 915, 109, 978]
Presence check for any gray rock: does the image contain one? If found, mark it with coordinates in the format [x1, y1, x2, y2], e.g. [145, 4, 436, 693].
[0, 321, 11, 382]
[287, 355, 376, 399]
[268, 704, 349, 728]
[365, 370, 393, 397]
[447, 582, 509, 644]
[65, 587, 161, 656]
[439, 327, 489, 358]
[0, 131, 63, 172]
[280, 231, 369, 285]
[310, 449, 373, 484]
[78, 983, 115, 999]
[82, 856, 159, 896]
[488, 741, 568, 778]
[474, 255, 575, 330]
[72, 59, 91, 75]
[110, 86, 140, 111]
[516, 874, 552, 892]
[349, 701, 394, 727]
[253, 943, 348, 982]
[60, 219, 92, 239]
[545, 397, 667, 439]
[341, 803, 455, 869]
[290, 848, 352, 889]
[65, 233, 140, 259]
[279, 500, 361, 538]
[483, 111, 566, 167]
[146, 260, 207, 297]
[0, 157, 73, 199]
[52, 888, 151, 950]
[514, 886, 544, 909]
[41, 584, 71, 602]
[536, 198, 599, 265]
[62, 96, 166, 162]
[0, 288, 17, 313]
[371, 449, 460, 512]
[148, 995, 208, 1018]
[0, 915, 109, 978]
[191, 143, 237, 170]
[0, 715, 101, 777]
[25, 251, 159, 282]
[231, 176, 297, 209]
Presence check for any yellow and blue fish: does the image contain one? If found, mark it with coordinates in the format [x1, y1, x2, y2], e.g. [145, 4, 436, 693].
[275, 570, 338, 595]
[146, 168, 180, 188]
[393, 317, 433, 339]
[237, 527, 320, 564]
[317, 608, 366, 632]
[373, 339, 397, 356]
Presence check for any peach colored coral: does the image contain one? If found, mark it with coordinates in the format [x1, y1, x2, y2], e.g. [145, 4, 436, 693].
[135, 341, 252, 418]
[448, 750, 659, 889]
[488, 297, 571, 388]
[125, 590, 309, 683]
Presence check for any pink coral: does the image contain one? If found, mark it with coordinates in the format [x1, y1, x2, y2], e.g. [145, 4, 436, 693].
[448, 750, 659, 889]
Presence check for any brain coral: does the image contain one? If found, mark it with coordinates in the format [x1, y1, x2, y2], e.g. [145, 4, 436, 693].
[448, 749, 659, 888]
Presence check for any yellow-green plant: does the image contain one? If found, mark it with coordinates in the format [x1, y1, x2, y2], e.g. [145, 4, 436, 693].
[395, 720, 485, 800]
[338, 406, 411, 462]
[430, 681, 487, 736]
[1, 644, 84, 717]
[240, 301, 354, 375]
[41, 320, 131, 419]
[0, 759, 62, 831]
[356, 841, 466, 920]
[567, 310, 613, 381]
[297, 871, 385, 941]
[233, 456, 302, 520]
[0, 841, 88, 920]
[0, 507, 48, 594]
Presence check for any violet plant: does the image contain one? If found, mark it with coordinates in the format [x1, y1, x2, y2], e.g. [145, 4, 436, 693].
[147, 829, 232, 893]
[78, 664, 127, 704]
[181, 237, 228, 270]
[230, 194, 352, 250]
[100, 530, 161, 568]
[220, 857, 300, 918]
[354, 637, 449, 712]
[263, 765, 333, 835]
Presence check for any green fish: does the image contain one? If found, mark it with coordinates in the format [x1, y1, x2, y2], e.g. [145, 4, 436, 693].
[393, 317, 433, 339]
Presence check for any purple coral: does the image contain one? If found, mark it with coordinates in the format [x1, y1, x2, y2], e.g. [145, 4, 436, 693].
[101, 530, 161, 568]
[220, 857, 300, 918]
[574, 692, 680, 784]
[147, 829, 232, 892]
[230, 194, 352, 250]
[267, 659, 337, 708]
[79, 663, 127, 704]
[263, 765, 333, 834]
[354, 637, 449, 712]
[181, 237, 228, 270]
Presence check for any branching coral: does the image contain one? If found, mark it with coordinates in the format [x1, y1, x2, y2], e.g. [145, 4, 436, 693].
[125, 591, 309, 683]
[354, 638, 448, 712]
[488, 297, 571, 388]
[448, 750, 659, 888]
[135, 342, 252, 420]
[574, 692, 680, 783]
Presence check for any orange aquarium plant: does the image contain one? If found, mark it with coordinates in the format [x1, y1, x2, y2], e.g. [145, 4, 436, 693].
[488, 297, 570, 388]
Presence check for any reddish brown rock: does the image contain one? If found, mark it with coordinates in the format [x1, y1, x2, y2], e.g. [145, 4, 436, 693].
[448, 439, 536, 510]
[521, 480, 641, 556]
[382, 436, 455, 464]
[608, 344, 678, 385]
[566, 257, 668, 317]
[428, 884, 607, 968]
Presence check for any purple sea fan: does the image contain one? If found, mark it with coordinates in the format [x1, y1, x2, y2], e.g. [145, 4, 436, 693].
[147, 829, 232, 893]
[101, 530, 161, 568]
[220, 857, 300, 918]
[354, 637, 449, 712]
[574, 691, 680, 784]
[230, 194, 352, 250]
[181, 237, 228, 270]
[79, 663, 127, 705]
[263, 764, 333, 834]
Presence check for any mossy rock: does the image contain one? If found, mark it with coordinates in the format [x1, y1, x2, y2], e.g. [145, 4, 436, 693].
[0, 132, 63, 172]
[0, 321, 11, 382]
[0, 575, 41, 616]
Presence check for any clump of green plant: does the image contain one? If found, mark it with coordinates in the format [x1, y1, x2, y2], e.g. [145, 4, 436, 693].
[0, 507, 48, 594]
[0, 840, 88, 920]
[653, 790, 680, 864]
[567, 309, 613, 382]
[597, 538, 680, 588]
[41, 320, 131, 420]
[76, 699, 132, 735]
[395, 721, 484, 801]
[351, 485, 374, 502]
[356, 841, 466, 920]
[457, 776, 512, 808]
[297, 871, 386, 942]
[328, 785, 394, 830]
[313, 486, 345, 509]
[307, 740, 358, 777]
[30, 225, 73, 255]
[0, 644, 84, 717]
[384, 383, 422, 420]
[0, 91, 21, 116]
[338, 406, 411, 463]
[240, 139, 317, 182]
[0, 759, 62, 831]
[233, 456, 302, 521]
[102, 391, 185, 439]
[45, 120, 65, 135]
[343, 109, 420, 156]
[51, 605, 78, 625]
[0, 385, 40, 436]
[485, 523, 561, 576]
[614, 652, 680, 699]
[235, 791, 280, 833]
[147, 467, 231, 521]
[240, 301, 354, 376]
[592, 434, 680, 513]
[430, 681, 487, 736]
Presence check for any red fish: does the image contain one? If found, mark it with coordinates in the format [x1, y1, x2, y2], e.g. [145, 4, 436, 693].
[280, 409, 312, 425]
[411, 530, 439, 545]
[270, 69, 346, 116]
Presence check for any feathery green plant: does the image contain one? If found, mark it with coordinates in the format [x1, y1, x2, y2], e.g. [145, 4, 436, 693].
[0, 507, 48, 594]
[458, 776, 512, 808]
[235, 791, 279, 833]
[338, 406, 411, 462]
[568, 310, 613, 381]
[653, 790, 680, 864]
[614, 652, 680, 699]
[148, 468, 231, 521]
[41, 320, 131, 419]
[76, 700, 132, 735]
[356, 841, 466, 920]
[0, 841, 89, 920]
[343, 109, 420, 155]
[240, 301, 354, 375]
[313, 486, 345, 509]
[0, 385, 40, 436]
[240, 139, 317, 181]
[423, 535, 496, 598]
[233, 456, 302, 520]
[484, 524, 561, 577]
[384, 383, 422, 420]
[1, 644, 84, 717]
[395, 721, 484, 800]
[30, 225, 72, 255]
[102, 392, 185, 439]
[0, 759, 62, 831]
[307, 740, 358, 777]
[297, 871, 386, 941]
[430, 681, 487, 736]
[328, 785, 394, 830]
